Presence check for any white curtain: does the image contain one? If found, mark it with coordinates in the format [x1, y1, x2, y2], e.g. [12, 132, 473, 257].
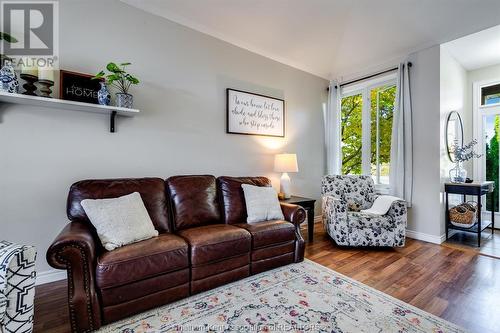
[389, 62, 413, 206]
[324, 82, 342, 175]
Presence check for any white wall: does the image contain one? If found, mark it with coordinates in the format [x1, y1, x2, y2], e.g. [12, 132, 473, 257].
[467, 63, 500, 84]
[0, 0, 328, 276]
[467, 63, 500, 128]
[440, 48, 470, 175]
[405, 46, 443, 240]
[439, 48, 469, 235]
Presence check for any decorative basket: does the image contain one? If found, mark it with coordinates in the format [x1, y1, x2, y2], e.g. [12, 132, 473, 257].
[449, 201, 478, 228]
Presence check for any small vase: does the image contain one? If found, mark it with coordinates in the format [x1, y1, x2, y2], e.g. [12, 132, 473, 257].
[115, 93, 133, 108]
[97, 82, 111, 106]
[449, 161, 467, 183]
[0, 60, 19, 94]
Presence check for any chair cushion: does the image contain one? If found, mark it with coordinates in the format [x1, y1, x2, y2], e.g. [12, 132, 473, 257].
[235, 220, 295, 249]
[166, 175, 220, 231]
[321, 175, 376, 210]
[177, 224, 251, 266]
[217, 176, 272, 224]
[96, 233, 189, 289]
[348, 212, 395, 230]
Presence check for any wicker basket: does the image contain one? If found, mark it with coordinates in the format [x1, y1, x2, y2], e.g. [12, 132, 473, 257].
[449, 202, 478, 228]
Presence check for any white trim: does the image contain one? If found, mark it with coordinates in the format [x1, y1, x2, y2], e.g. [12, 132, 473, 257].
[36, 269, 66, 286]
[405, 229, 445, 244]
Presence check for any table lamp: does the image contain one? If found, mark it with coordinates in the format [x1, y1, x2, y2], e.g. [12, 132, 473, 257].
[274, 153, 298, 199]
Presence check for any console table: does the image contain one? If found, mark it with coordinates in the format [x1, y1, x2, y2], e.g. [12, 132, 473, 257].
[280, 196, 316, 242]
[445, 181, 495, 247]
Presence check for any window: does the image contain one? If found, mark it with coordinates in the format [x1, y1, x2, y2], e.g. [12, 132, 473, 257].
[340, 75, 397, 188]
[481, 83, 500, 106]
[475, 81, 500, 213]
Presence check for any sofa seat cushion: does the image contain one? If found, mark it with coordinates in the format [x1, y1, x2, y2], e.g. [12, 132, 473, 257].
[177, 224, 251, 266]
[235, 220, 295, 249]
[96, 233, 189, 289]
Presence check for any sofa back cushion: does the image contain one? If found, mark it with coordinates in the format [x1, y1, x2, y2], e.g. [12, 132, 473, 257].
[166, 175, 220, 231]
[67, 178, 171, 233]
[217, 176, 272, 224]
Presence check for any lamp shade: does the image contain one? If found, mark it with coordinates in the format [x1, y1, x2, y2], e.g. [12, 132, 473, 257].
[274, 153, 298, 173]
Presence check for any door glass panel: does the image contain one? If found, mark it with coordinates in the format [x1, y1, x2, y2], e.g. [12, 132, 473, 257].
[341, 93, 363, 175]
[482, 83, 500, 106]
[485, 114, 499, 212]
[370, 85, 396, 185]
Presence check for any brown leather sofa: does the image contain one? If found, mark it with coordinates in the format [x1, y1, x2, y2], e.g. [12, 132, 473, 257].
[47, 175, 306, 332]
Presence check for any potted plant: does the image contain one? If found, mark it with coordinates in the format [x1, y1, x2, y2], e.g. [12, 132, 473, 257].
[93, 62, 139, 108]
[449, 139, 482, 183]
[0, 32, 17, 67]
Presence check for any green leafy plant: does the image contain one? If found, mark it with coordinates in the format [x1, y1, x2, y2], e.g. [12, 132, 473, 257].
[0, 32, 17, 43]
[93, 62, 139, 94]
[0, 32, 18, 64]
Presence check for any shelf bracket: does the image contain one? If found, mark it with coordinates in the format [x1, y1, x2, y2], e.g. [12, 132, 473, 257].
[110, 111, 117, 133]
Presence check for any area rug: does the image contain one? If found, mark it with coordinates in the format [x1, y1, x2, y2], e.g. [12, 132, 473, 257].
[98, 259, 466, 333]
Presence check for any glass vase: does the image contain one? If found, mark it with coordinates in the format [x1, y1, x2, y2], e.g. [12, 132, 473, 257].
[449, 161, 467, 183]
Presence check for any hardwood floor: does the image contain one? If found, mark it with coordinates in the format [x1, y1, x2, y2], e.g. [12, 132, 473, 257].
[34, 226, 500, 333]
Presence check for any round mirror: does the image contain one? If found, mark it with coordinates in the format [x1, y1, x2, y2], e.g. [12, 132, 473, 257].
[446, 111, 464, 162]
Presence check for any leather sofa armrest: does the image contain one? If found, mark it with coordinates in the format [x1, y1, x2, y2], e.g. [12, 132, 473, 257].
[280, 203, 306, 263]
[280, 202, 306, 226]
[46, 221, 102, 332]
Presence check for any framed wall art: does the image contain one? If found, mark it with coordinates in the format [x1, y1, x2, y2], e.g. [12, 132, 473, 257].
[226, 88, 285, 137]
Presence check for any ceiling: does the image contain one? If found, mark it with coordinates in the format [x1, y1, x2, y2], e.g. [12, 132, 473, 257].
[443, 24, 500, 71]
[122, 0, 500, 79]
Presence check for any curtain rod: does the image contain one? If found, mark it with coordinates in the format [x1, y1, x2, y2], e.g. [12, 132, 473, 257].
[327, 62, 412, 91]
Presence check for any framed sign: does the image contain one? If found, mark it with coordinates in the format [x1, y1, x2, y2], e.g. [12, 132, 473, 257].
[59, 70, 101, 104]
[226, 88, 285, 137]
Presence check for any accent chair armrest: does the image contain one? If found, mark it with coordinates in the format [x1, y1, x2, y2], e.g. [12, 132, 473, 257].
[322, 195, 347, 218]
[46, 221, 102, 332]
[280, 202, 306, 263]
[385, 200, 408, 225]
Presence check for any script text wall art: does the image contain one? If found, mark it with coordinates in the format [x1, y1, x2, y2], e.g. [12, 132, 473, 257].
[226, 88, 285, 137]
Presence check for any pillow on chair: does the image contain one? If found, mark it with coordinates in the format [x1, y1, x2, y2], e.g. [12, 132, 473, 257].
[242, 184, 284, 223]
[81, 192, 158, 251]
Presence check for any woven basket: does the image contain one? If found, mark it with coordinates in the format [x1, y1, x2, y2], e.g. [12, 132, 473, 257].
[449, 202, 477, 227]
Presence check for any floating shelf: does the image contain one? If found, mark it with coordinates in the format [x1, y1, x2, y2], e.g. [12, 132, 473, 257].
[0, 91, 139, 132]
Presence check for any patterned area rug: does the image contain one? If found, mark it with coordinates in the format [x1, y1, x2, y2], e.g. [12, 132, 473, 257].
[98, 259, 466, 333]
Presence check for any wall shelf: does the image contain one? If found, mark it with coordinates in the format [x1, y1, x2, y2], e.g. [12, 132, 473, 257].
[0, 91, 139, 132]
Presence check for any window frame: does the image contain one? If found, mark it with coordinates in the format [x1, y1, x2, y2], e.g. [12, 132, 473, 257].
[339, 73, 397, 192]
[473, 79, 500, 184]
[473, 79, 500, 217]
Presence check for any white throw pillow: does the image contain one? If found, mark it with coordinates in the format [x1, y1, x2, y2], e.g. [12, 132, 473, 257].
[81, 192, 159, 251]
[242, 184, 284, 223]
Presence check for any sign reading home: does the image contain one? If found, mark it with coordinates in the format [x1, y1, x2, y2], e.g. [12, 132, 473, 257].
[227, 89, 285, 137]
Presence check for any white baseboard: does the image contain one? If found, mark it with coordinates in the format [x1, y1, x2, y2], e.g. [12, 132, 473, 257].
[406, 230, 445, 244]
[36, 269, 66, 286]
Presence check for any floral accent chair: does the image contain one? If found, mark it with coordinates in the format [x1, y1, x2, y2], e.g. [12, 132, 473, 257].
[0, 241, 36, 333]
[321, 175, 407, 247]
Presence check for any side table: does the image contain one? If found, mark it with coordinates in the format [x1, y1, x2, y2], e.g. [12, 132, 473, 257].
[445, 181, 495, 247]
[280, 196, 316, 242]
